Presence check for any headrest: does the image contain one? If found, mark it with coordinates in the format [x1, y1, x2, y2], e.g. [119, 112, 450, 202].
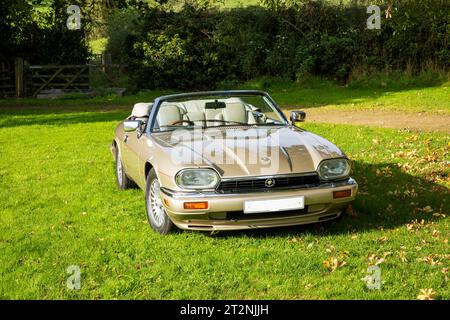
[225, 97, 245, 104]
[157, 105, 182, 126]
[131, 103, 152, 118]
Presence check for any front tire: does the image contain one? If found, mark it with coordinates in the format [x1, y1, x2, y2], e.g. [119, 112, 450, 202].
[145, 169, 174, 234]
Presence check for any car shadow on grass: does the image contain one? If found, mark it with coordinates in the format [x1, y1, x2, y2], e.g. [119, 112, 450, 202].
[210, 161, 449, 239]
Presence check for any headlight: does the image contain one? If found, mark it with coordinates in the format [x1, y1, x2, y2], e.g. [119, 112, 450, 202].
[175, 169, 220, 189]
[317, 159, 350, 180]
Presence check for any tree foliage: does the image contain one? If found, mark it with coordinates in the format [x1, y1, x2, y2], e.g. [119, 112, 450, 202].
[114, 0, 449, 89]
[0, 0, 90, 64]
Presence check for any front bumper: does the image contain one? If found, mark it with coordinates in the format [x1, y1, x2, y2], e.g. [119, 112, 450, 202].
[159, 178, 358, 231]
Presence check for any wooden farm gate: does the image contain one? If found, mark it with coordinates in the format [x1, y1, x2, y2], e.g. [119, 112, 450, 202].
[1, 54, 125, 98]
[0, 58, 15, 97]
[28, 64, 91, 97]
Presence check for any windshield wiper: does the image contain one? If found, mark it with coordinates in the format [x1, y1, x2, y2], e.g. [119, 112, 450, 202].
[258, 122, 285, 126]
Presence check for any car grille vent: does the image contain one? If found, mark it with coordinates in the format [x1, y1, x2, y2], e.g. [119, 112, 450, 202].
[217, 173, 320, 193]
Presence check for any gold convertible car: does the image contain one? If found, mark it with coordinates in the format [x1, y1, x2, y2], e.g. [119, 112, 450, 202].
[111, 90, 357, 234]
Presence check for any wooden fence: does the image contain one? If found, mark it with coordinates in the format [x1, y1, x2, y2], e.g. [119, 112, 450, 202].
[1, 55, 125, 98]
[0, 60, 15, 98]
[29, 64, 91, 97]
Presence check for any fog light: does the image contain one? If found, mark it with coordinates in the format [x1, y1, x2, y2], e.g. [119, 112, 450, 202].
[184, 202, 208, 210]
[333, 189, 352, 199]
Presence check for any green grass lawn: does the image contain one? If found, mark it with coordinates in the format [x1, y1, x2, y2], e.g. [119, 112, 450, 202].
[0, 104, 448, 299]
[244, 77, 450, 114]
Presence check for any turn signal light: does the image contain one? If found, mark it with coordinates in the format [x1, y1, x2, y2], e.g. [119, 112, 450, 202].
[184, 202, 209, 210]
[163, 198, 170, 207]
[333, 189, 352, 199]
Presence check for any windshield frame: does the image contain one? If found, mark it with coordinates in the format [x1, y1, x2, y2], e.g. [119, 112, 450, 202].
[146, 90, 289, 133]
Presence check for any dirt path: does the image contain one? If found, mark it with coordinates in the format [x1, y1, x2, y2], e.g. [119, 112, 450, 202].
[304, 109, 450, 134]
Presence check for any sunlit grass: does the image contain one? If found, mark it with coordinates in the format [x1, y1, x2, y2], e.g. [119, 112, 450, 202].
[0, 105, 448, 299]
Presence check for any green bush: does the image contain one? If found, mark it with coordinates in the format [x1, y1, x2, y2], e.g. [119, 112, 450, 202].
[114, 0, 449, 89]
[105, 7, 143, 64]
[0, 0, 90, 65]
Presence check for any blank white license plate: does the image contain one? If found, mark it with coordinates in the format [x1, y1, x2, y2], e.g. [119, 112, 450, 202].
[244, 196, 305, 214]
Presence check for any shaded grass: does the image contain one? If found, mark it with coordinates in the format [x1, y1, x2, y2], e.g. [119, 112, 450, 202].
[1, 77, 448, 115]
[0, 107, 448, 299]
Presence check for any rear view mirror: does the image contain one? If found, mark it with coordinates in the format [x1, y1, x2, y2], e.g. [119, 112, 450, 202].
[290, 110, 306, 124]
[124, 120, 142, 132]
[205, 100, 226, 109]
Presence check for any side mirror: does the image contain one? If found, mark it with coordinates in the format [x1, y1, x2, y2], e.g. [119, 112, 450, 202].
[290, 110, 306, 124]
[124, 120, 142, 132]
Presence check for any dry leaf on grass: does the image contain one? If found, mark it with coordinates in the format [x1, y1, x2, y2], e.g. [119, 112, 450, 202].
[323, 257, 347, 272]
[368, 254, 385, 266]
[406, 219, 426, 231]
[431, 230, 440, 237]
[417, 288, 436, 300]
[398, 250, 408, 263]
[288, 237, 303, 243]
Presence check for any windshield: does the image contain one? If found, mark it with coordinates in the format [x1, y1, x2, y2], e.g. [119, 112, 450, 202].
[151, 93, 287, 132]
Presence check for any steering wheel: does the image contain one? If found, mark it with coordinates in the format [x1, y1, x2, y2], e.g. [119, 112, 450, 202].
[171, 119, 195, 126]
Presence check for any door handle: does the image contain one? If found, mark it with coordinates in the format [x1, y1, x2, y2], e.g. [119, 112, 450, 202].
[123, 134, 128, 143]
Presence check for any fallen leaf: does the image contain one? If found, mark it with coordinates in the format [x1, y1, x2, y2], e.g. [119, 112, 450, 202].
[417, 255, 443, 266]
[368, 254, 385, 266]
[431, 230, 440, 237]
[422, 206, 433, 213]
[304, 283, 314, 290]
[288, 237, 303, 243]
[442, 268, 449, 281]
[417, 288, 436, 300]
[326, 245, 336, 253]
[398, 250, 408, 263]
[323, 256, 347, 272]
[433, 212, 446, 218]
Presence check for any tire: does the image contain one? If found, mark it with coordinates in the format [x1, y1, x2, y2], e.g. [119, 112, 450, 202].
[115, 148, 135, 190]
[145, 168, 174, 234]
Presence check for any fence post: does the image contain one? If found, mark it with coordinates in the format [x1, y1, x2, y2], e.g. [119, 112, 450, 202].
[15, 57, 24, 98]
[102, 52, 112, 74]
[88, 60, 94, 89]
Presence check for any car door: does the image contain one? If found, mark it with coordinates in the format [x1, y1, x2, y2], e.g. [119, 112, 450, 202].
[120, 126, 142, 184]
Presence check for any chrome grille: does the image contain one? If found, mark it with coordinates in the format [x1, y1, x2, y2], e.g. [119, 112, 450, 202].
[216, 173, 320, 193]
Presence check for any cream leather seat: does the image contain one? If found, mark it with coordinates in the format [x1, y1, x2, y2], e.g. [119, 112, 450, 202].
[223, 98, 256, 124]
[131, 102, 153, 121]
[205, 108, 224, 126]
[185, 111, 205, 126]
[157, 104, 184, 127]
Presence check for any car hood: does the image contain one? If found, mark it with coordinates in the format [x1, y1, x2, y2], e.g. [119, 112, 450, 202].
[152, 126, 345, 177]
